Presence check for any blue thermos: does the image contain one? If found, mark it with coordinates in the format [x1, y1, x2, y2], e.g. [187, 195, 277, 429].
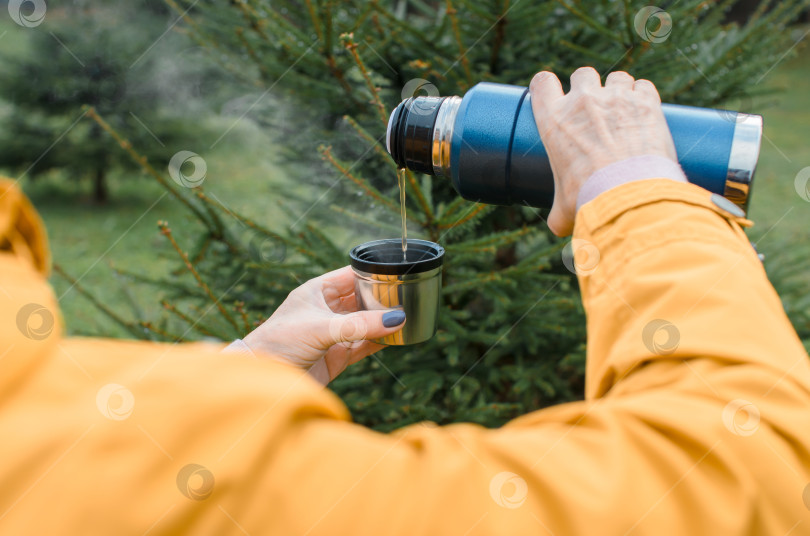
[386, 82, 762, 210]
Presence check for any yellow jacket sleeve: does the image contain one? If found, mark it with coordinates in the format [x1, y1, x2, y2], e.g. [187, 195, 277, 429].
[1, 178, 809, 535]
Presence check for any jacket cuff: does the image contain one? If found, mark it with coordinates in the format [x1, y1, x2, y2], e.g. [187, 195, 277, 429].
[575, 179, 751, 237]
[222, 339, 330, 387]
[222, 338, 256, 358]
[576, 155, 688, 212]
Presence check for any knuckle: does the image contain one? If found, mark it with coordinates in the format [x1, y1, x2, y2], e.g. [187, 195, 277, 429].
[635, 79, 658, 94]
[570, 90, 595, 108]
[287, 287, 302, 300]
[345, 315, 368, 340]
[573, 66, 598, 76]
[607, 70, 633, 81]
[291, 283, 312, 298]
[637, 99, 658, 113]
[569, 90, 586, 103]
[532, 71, 553, 84]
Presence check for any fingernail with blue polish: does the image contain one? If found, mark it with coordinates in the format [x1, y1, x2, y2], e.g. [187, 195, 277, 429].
[382, 310, 406, 328]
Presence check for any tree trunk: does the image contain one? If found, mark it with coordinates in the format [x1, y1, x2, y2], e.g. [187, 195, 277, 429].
[89, 121, 110, 204]
[93, 167, 108, 204]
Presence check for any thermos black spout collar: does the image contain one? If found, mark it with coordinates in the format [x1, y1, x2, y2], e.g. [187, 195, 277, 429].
[387, 96, 462, 176]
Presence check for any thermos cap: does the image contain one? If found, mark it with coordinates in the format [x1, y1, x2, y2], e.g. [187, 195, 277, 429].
[350, 239, 444, 345]
[386, 97, 452, 175]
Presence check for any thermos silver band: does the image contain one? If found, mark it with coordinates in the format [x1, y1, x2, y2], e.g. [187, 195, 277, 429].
[387, 96, 446, 174]
[725, 113, 763, 210]
[431, 96, 462, 177]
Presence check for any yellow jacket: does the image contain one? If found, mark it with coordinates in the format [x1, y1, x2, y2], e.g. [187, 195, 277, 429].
[1, 177, 809, 535]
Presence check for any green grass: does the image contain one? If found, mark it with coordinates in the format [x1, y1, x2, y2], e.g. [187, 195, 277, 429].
[13, 121, 298, 338]
[742, 40, 810, 323]
[746, 44, 810, 247]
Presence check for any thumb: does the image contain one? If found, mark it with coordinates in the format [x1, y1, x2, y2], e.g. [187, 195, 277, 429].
[547, 198, 574, 237]
[328, 309, 406, 344]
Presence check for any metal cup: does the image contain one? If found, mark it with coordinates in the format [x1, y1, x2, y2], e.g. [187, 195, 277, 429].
[350, 238, 444, 345]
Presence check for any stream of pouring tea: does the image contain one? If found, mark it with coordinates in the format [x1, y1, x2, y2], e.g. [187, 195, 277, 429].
[398, 167, 407, 261]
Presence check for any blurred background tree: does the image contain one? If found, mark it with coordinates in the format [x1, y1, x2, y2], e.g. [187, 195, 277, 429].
[56, 0, 810, 431]
[0, 0, 223, 202]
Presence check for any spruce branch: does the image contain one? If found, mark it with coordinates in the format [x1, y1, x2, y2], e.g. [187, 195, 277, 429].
[233, 1, 272, 42]
[139, 320, 186, 342]
[234, 301, 252, 333]
[159, 300, 230, 340]
[108, 264, 148, 326]
[191, 234, 213, 265]
[304, 222, 346, 265]
[83, 107, 211, 226]
[330, 204, 402, 233]
[294, 227, 349, 269]
[53, 263, 146, 339]
[193, 190, 317, 261]
[748, 0, 775, 23]
[370, 11, 385, 37]
[621, 0, 635, 47]
[343, 115, 397, 170]
[163, 0, 261, 87]
[405, 169, 435, 225]
[341, 32, 388, 125]
[164, 0, 204, 38]
[318, 145, 404, 217]
[195, 189, 229, 242]
[436, 195, 469, 221]
[447, 226, 536, 253]
[259, 2, 312, 44]
[558, 39, 623, 65]
[303, 0, 324, 43]
[158, 220, 240, 333]
[257, 8, 319, 63]
[488, 0, 510, 75]
[369, 1, 448, 59]
[407, 59, 447, 84]
[236, 27, 272, 82]
[445, 0, 473, 87]
[349, 6, 378, 36]
[110, 265, 207, 298]
[553, 0, 623, 42]
[311, 2, 357, 103]
[437, 203, 486, 229]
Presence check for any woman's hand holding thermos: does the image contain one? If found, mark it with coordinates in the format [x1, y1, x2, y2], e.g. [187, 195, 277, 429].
[529, 67, 679, 236]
